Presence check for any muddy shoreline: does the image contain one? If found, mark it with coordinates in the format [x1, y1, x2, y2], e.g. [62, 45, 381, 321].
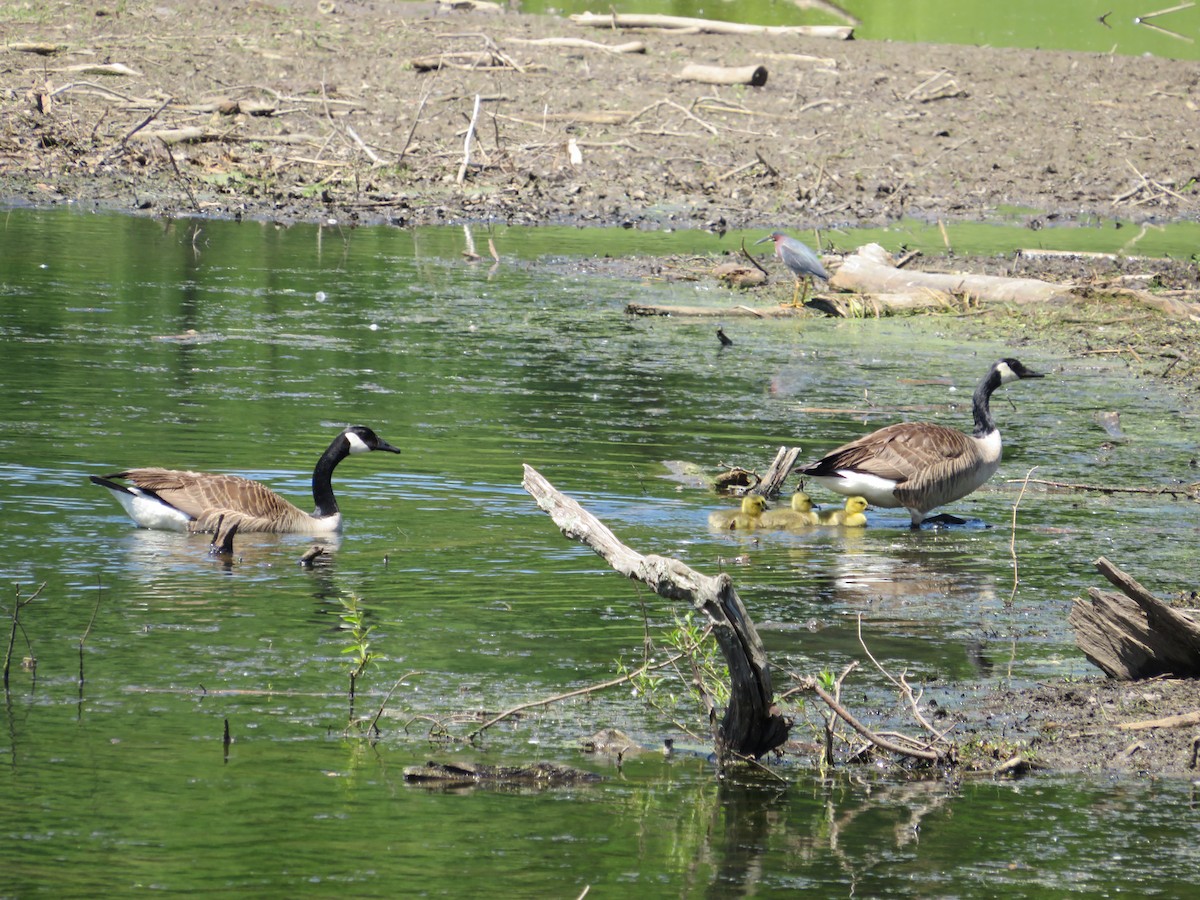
[5, 0, 1200, 778]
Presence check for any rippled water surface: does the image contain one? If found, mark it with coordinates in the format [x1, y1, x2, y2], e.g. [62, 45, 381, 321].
[2, 208, 1198, 896]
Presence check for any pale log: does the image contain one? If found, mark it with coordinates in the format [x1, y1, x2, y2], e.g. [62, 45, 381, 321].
[677, 64, 768, 87]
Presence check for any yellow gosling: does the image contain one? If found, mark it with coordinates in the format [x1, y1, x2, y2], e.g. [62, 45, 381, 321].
[818, 495, 869, 527]
[708, 494, 768, 531]
[759, 491, 818, 529]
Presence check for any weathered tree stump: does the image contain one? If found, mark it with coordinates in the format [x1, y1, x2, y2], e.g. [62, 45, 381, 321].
[753, 446, 803, 499]
[1069, 556, 1200, 679]
[522, 464, 791, 763]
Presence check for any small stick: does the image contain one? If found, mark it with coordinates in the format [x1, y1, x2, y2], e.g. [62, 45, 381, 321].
[345, 125, 383, 165]
[398, 84, 432, 165]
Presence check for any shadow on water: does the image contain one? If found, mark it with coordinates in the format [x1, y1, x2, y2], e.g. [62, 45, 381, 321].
[1, 208, 1198, 895]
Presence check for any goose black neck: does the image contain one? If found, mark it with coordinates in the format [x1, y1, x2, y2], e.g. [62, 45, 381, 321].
[971, 368, 1003, 437]
[311, 437, 350, 518]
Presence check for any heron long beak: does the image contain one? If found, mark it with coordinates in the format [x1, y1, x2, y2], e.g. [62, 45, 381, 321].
[753, 235, 773, 245]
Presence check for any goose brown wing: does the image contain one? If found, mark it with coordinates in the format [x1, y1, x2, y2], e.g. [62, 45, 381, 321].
[806, 424, 974, 486]
[113, 468, 307, 525]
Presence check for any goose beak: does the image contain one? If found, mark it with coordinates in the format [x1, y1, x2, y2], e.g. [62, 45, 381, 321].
[376, 441, 403, 454]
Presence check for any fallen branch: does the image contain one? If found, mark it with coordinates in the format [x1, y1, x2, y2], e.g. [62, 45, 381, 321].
[522, 464, 790, 763]
[569, 11, 853, 39]
[507, 36, 646, 54]
[1117, 710, 1200, 732]
[794, 676, 945, 762]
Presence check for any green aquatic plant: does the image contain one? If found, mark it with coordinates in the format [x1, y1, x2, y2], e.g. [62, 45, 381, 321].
[338, 592, 374, 720]
[620, 611, 731, 739]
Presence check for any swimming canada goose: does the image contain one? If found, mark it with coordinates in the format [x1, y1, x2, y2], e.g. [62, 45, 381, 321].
[90, 425, 402, 535]
[797, 358, 1044, 528]
[817, 496, 869, 527]
[707, 494, 768, 531]
[758, 491, 818, 529]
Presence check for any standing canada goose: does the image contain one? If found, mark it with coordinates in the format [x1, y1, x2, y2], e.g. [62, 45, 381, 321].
[90, 425, 402, 534]
[707, 494, 768, 531]
[798, 358, 1044, 528]
[759, 491, 818, 529]
[817, 496, 869, 527]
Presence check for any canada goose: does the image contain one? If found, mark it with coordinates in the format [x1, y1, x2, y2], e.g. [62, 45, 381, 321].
[707, 494, 768, 531]
[759, 491, 818, 529]
[90, 425, 401, 534]
[817, 496, 869, 527]
[798, 358, 1044, 528]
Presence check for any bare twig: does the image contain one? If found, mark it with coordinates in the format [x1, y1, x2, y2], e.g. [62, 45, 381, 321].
[464, 652, 687, 742]
[1009, 466, 1037, 606]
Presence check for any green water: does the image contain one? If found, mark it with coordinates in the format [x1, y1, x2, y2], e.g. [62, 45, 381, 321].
[525, 0, 1200, 61]
[2, 208, 1199, 896]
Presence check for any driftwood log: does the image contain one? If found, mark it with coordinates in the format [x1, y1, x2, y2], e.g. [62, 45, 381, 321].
[1069, 556, 1200, 679]
[831, 243, 1072, 307]
[677, 64, 768, 87]
[522, 465, 791, 763]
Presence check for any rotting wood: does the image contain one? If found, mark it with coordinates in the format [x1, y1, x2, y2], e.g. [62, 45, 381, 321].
[522, 464, 791, 764]
[569, 12, 853, 39]
[677, 64, 768, 87]
[1069, 556, 1200, 680]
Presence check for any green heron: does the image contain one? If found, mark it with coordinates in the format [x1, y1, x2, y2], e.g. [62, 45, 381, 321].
[755, 231, 828, 307]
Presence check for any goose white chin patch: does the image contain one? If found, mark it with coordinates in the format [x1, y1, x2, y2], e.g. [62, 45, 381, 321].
[345, 431, 371, 454]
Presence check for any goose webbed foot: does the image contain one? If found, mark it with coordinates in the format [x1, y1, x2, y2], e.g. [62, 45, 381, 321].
[915, 513, 970, 529]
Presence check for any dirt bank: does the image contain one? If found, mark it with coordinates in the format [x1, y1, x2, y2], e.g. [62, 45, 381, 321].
[5, 0, 1199, 231]
[4, 0, 1200, 779]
